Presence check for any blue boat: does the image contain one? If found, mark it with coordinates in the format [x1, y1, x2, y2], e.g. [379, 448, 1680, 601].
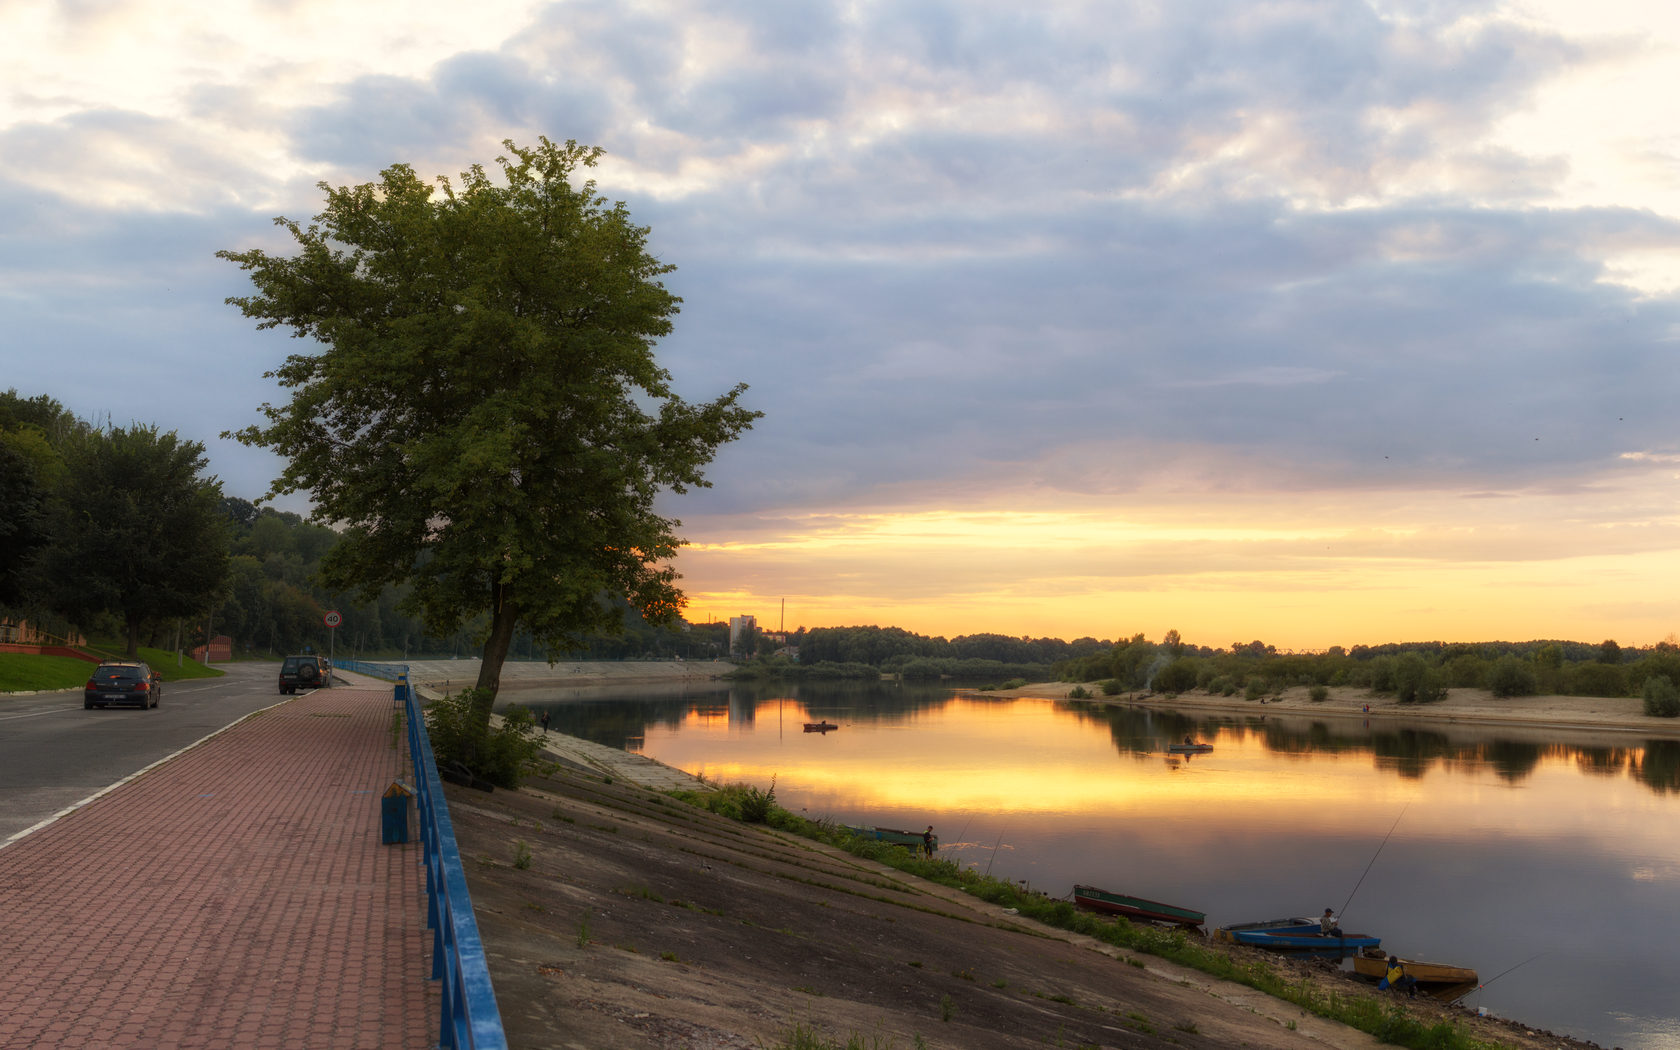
[1212, 918, 1380, 957]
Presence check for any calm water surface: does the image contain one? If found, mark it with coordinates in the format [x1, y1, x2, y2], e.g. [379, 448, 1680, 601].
[523, 681, 1680, 1050]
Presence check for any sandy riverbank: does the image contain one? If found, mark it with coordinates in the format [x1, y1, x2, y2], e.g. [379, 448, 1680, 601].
[991, 681, 1680, 740]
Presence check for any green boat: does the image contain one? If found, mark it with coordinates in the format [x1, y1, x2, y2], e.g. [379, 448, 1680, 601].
[842, 825, 936, 852]
[1072, 884, 1206, 927]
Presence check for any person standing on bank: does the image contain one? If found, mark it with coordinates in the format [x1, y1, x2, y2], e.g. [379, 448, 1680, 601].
[922, 826, 935, 858]
[540, 710, 550, 735]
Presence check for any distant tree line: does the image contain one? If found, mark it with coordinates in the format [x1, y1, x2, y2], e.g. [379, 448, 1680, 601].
[0, 389, 733, 663]
[1054, 633, 1680, 716]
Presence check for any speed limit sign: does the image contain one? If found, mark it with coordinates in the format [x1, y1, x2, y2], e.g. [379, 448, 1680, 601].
[324, 611, 342, 628]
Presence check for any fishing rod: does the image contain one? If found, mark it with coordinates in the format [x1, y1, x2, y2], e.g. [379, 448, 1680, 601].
[983, 829, 1005, 877]
[1339, 802, 1409, 921]
[1475, 951, 1548, 993]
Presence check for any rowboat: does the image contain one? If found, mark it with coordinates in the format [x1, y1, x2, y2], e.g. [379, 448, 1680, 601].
[1212, 918, 1380, 957]
[803, 721, 838, 732]
[1351, 954, 1478, 1001]
[841, 825, 937, 852]
[1167, 743, 1213, 753]
[1072, 884, 1205, 927]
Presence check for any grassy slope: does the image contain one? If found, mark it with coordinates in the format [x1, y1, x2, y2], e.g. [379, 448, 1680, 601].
[0, 646, 229, 693]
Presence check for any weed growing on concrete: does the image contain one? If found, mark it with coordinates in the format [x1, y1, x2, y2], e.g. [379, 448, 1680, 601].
[939, 995, 954, 1022]
[576, 913, 590, 948]
[512, 840, 532, 869]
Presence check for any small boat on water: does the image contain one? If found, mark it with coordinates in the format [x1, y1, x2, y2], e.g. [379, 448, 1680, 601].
[803, 721, 838, 732]
[1351, 953, 1478, 1001]
[841, 825, 936, 852]
[1167, 743, 1213, 754]
[1072, 884, 1205, 928]
[1213, 918, 1380, 958]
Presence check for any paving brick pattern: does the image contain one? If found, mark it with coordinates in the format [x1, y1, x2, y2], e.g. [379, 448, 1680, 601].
[0, 688, 435, 1049]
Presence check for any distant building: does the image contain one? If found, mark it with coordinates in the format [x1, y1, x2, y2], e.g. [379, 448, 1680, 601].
[729, 615, 757, 656]
[192, 635, 234, 661]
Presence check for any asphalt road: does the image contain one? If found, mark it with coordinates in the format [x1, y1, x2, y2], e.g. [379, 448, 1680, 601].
[0, 660, 304, 845]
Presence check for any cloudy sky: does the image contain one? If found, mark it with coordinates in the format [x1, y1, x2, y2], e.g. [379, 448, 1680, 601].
[5, 0, 1680, 649]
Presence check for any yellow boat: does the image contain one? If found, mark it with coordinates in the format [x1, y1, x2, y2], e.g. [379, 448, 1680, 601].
[1352, 953, 1478, 1002]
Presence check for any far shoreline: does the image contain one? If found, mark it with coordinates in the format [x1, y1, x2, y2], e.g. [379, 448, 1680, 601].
[987, 680, 1680, 740]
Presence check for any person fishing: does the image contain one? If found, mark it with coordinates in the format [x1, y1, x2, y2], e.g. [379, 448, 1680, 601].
[922, 825, 935, 858]
[1379, 954, 1417, 998]
[1319, 908, 1342, 937]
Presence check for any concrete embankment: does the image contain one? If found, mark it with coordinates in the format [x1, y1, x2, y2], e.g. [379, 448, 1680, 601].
[450, 749, 1597, 1050]
[401, 657, 736, 695]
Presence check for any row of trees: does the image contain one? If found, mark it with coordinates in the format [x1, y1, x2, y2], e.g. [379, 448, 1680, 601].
[1054, 631, 1680, 706]
[1, 391, 228, 656]
[1, 389, 740, 663]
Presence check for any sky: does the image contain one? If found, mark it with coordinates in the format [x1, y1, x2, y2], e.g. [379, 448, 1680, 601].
[4, 0, 1680, 651]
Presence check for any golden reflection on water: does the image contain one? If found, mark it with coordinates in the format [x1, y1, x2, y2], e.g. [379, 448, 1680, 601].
[637, 697, 1680, 859]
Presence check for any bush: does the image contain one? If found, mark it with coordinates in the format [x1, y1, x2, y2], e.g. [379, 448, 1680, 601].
[1308, 684, 1329, 702]
[1244, 678, 1268, 701]
[898, 658, 944, 680]
[1099, 678, 1125, 696]
[740, 775, 777, 823]
[1487, 655, 1538, 698]
[1154, 658, 1200, 695]
[424, 689, 549, 789]
[1643, 675, 1680, 718]
[1565, 662, 1626, 698]
[1067, 685, 1091, 699]
[1394, 654, 1446, 704]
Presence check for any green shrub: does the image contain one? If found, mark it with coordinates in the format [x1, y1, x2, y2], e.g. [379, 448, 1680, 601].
[898, 658, 944, 680]
[1565, 662, 1627, 698]
[1205, 676, 1231, 695]
[1099, 678, 1125, 696]
[1244, 678, 1268, 701]
[1393, 654, 1446, 704]
[740, 775, 777, 823]
[1154, 658, 1199, 695]
[1487, 655, 1538, 698]
[1308, 684, 1329, 702]
[1643, 675, 1680, 718]
[424, 689, 549, 789]
[1067, 685, 1091, 699]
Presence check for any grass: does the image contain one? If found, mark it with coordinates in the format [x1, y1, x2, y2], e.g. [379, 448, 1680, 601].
[0, 653, 99, 692]
[674, 782, 1520, 1050]
[0, 645, 227, 694]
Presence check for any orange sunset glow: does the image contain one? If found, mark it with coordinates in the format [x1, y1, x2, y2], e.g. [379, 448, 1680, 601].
[678, 466, 1680, 649]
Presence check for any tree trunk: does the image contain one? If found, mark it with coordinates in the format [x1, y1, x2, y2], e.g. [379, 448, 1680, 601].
[473, 582, 521, 727]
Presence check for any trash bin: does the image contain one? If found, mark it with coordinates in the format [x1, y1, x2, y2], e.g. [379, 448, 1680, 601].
[381, 781, 413, 844]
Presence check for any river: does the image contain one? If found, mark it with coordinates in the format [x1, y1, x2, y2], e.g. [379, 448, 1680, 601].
[520, 679, 1680, 1050]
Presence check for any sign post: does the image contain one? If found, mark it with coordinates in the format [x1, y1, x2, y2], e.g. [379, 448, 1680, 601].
[324, 610, 342, 675]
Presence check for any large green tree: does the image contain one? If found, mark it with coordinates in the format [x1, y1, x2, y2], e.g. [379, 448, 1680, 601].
[219, 138, 759, 720]
[42, 425, 230, 656]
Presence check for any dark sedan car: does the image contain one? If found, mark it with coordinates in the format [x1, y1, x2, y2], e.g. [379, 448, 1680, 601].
[84, 661, 161, 710]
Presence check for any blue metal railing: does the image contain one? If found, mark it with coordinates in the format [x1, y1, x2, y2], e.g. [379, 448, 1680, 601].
[333, 659, 408, 680]
[391, 671, 508, 1050]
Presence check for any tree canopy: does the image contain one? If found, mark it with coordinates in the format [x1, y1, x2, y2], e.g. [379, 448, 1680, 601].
[219, 138, 758, 713]
[40, 425, 229, 656]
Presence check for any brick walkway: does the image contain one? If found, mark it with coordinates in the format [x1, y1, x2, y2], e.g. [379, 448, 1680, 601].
[0, 688, 435, 1049]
